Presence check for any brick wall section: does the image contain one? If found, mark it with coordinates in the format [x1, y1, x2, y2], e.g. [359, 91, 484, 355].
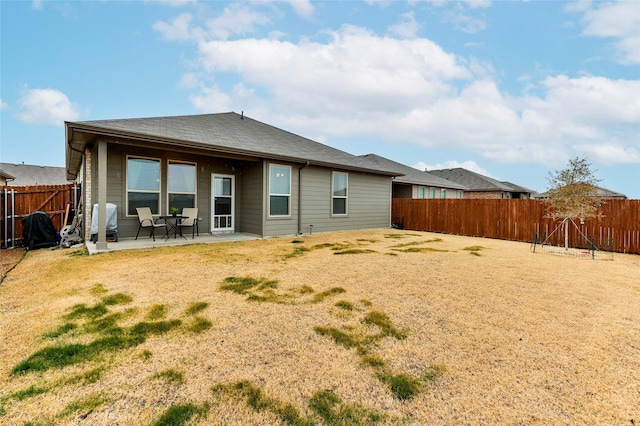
[463, 191, 502, 199]
[83, 148, 92, 242]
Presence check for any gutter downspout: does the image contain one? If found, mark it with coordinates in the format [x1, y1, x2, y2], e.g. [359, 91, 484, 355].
[298, 161, 310, 235]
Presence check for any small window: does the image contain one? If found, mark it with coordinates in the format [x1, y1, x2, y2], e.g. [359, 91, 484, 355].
[429, 188, 436, 199]
[269, 164, 291, 216]
[127, 157, 160, 215]
[332, 172, 348, 215]
[417, 187, 425, 199]
[440, 189, 447, 198]
[168, 161, 196, 213]
[457, 190, 463, 199]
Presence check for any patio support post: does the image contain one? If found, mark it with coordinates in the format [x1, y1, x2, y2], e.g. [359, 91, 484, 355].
[96, 140, 108, 250]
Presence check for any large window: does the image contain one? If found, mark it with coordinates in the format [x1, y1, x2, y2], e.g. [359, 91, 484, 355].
[127, 157, 160, 215]
[440, 189, 447, 198]
[332, 172, 348, 215]
[417, 186, 426, 199]
[429, 188, 436, 199]
[168, 161, 196, 213]
[269, 164, 291, 216]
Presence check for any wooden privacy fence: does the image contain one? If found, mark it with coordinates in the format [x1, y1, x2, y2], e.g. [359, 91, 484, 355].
[392, 198, 640, 255]
[1, 184, 80, 248]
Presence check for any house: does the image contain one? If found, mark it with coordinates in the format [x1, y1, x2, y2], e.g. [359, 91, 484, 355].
[359, 154, 467, 199]
[428, 168, 533, 199]
[0, 162, 69, 186]
[65, 112, 402, 250]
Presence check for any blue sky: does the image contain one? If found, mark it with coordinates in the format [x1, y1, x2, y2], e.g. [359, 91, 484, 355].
[1, 0, 639, 198]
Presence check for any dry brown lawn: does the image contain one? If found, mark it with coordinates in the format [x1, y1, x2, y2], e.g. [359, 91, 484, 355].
[0, 229, 638, 425]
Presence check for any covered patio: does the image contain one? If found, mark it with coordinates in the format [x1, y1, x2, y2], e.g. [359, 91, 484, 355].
[85, 232, 260, 255]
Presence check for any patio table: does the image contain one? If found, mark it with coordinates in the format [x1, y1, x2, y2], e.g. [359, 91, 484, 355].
[160, 215, 186, 240]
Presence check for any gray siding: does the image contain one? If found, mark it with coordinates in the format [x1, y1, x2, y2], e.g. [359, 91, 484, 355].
[299, 167, 391, 234]
[263, 161, 300, 237]
[238, 161, 263, 236]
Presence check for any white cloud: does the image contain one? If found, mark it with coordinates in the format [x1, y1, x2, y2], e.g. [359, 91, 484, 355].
[574, 0, 640, 64]
[17, 88, 84, 126]
[0, 98, 7, 110]
[159, 12, 638, 169]
[388, 12, 421, 38]
[154, 4, 270, 41]
[31, 0, 42, 10]
[415, 160, 493, 176]
[442, 7, 488, 34]
[285, 0, 314, 18]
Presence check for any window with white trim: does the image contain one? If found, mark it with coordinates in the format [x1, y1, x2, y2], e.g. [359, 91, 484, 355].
[332, 171, 348, 215]
[417, 186, 425, 199]
[429, 188, 436, 199]
[127, 156, 160, 215]
[168, 161, 196, 213]
[457, 190, 463, 199]
[269, 164, 291, 216]
[440, 189, 447, 198]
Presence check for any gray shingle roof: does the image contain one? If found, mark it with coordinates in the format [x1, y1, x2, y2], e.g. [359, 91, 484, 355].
[359, 154, 467, 190]
[428, 168, 527, 192]
[0, 163, 69, 186]
[66, 112, 402, 177]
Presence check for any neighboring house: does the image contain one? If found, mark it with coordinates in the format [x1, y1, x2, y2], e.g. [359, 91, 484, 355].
[534, 185, 627, 200]
[359, 154, 467, 199]
[0, 168, 15, 186]
[65, 112, 402, 249]
[428, 168, 533, 199]
[0, 163, 69, 186]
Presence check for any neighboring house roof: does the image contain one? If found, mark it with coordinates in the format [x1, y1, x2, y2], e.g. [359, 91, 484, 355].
[66, 112, 403, 180]
[535, 185, 627, 199]
[428, 168, 531, 193]
[359, 154, 467, 190]
[0, 167, 16, 183]
[0, 163, 69, 186]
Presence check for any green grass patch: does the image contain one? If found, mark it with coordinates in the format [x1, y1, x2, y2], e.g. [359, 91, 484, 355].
[130, 320, 182, 337]
[89, 284, 108, 295]
[356, 239, 378, 243]
[43, 322, 77, 339]
[5, 384, 48, 401]
[310, 287, 346, 303]
[363, 311, 408, 340]
[67, 248, 89, 257]
[291, 239, 305, 244]
[312, 242, 337, 249]
[211, 381, 309, 426]
[151, 403, 209, 426]
[151, 368, 185, 385]
[422, 364, 447, 382]
[83, 312, 123, 334]
[139, 350, 153, 361]
[186, 316, 213, 333]
[463, 245, 484, 252]
[314, 326, 366, 354]
[376, 371, 422, 400]
[283, 246, 310, 259]
[62, 366, 105, 385]
[58, 393, 110, 418]
[296, 285, 315, 294]
[333, 249, 377, 255]
[308, 390, 382, 425]
[360, 354, 386, 368]
[359, 299, 373, 307]
[220, 276, 278, 295]
[185, 301, 209, 316]
[146, 304, 168, 320]
[102, 293, 133, 305]
[64, 303, 108, 320]
[335, 300, 355, 311]
[393, 247, 448, 253]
